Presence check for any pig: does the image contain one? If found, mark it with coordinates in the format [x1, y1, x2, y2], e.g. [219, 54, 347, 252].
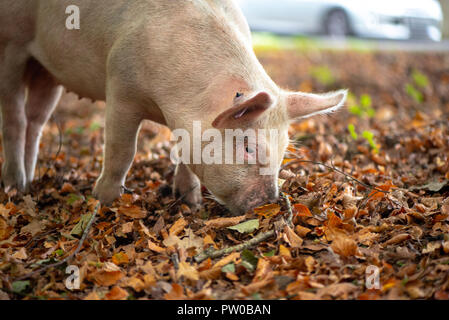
[0, 0, 346, 215]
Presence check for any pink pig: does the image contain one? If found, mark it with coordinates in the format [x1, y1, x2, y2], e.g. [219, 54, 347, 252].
[0, 0, 346, 215]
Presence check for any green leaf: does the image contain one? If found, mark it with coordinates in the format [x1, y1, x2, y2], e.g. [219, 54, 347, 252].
[405, 83, 423, 103]
[348, 124, 358, 140]
[362, 130, 379, 153]
[412, 70, 429, 88]
[221, 263, 236, 274]
[310, 66, 335, 86]
[360, 94, 372, 109]
[227, 219, 259, 234]
[12, 280, 30, 294]
[263, 249, 276, 257]
[241, 249, 258, 272]
[348, 105, 362, 116]
[410, 179, 448, 192]
[70, 213, 93, 237]
[89, 122, 102, 131]
[66, 193, 85, 206]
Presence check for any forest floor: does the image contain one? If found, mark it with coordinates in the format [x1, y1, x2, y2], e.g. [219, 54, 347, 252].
[0, 46, 449, 300]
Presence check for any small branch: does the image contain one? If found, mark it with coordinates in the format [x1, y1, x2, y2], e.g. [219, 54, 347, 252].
[14, 202, 100, 281]
[282, 159, 389, 194]
[194, 230, 275, 263]
[281, 192, 293, 227]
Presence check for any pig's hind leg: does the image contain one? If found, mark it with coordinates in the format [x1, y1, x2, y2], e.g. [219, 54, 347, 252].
[0, 44, 29, 192]
[23, 60, 63, 187]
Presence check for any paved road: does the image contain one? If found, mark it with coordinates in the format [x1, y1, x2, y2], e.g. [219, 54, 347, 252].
[252, 33, 449, 52]
[316, 37, 449, 52]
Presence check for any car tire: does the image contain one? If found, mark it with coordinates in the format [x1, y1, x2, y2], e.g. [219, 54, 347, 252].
[325, 9, 351, 38]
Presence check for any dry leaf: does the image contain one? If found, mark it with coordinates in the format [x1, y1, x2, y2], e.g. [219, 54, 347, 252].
[331, 235, 358, 257]
[118, 205, 147, 219]
[106, 286, 129, 300]
[164, 283, 186, 300]
[177, 261, 199, 281]
[283, 225, 303, 248]
[204, 215, 246, 229]
[169, 217, 188, 236]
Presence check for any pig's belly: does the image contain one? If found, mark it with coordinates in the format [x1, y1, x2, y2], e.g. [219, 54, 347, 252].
[29, 40, 108, 101]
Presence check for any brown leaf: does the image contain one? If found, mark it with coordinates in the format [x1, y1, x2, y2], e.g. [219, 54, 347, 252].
[164, 283, 186, 300]
[118, 205, 147, 219]
[177, 261, 199, 281]
[295, 225, 311, 238]
[279, 244, 291, 258]
[12, 248, 27, 260]
[331, 235, 358, 257]
[384, 233, 410, 246]
[254, 203, 281, 218]
[124, 277, 146, 292]
[112, 252, 129, 265]
[148, 240, 165, 253]
[293, 204, 312, 217]
[213, 252, 240, 268]
[283, 225, 303, 248]
[204, 215, 246, 229]
[92, 270, 124, 286]
[106, 286, 129, 300]
[169, 217, 188, 236]
[0, 217, 11, 241]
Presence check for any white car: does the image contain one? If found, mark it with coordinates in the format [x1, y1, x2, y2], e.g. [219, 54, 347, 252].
[236, 0, 444, 41]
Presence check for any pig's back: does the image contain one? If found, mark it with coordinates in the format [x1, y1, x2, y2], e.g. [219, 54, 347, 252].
[13, 0, 253, 102]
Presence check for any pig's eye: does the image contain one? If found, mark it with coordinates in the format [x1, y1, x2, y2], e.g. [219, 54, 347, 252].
[245, 146, 255, 154]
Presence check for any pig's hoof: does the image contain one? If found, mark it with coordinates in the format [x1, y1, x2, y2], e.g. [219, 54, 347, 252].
[1, 164, 27, 193]
[173, 182, 202, 211]
[93, 181, 122, 206]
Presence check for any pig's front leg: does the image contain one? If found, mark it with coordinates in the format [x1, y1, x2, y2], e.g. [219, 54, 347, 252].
[93, 100, 143, 205]
[173, 163, 202, 211]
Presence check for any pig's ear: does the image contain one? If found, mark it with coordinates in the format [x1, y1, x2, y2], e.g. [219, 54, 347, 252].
[212, 92, 273, 129]
[287, 89, 347, 120]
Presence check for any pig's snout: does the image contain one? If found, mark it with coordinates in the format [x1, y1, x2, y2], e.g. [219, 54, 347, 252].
[231, 183, 279, 215]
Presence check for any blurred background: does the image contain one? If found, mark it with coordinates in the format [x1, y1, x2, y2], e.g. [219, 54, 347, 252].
[236, 0, 449, 50]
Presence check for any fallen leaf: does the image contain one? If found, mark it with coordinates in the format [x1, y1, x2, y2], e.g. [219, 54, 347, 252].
[279, 245, 292, 258]
[331, 235, 358, 257]
[118, 205, 147, 219]
[384, 233, 410, 246]
[148, 240, 165, 253]
[293, 204, 312, 217]
[169, 217, 188, 236]
[177, 261, 199, 281]
[106, 286, 129, 300]
[254, 203, 281, 218]
[227, 219, 259, 234]
[204, 215, 246, 229]
[164, 283, 186, 300]
[12, 248, 27, 260]
[283, 225, 303, 248]
[112, 252, 129, 266]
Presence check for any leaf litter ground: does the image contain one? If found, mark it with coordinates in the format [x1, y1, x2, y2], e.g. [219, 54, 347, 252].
[0, 49, 448, 300]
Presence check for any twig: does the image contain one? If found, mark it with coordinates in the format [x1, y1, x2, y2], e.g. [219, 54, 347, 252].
[282, 159, 389, 194]
[281, 192, 293, 227]
[14, 202, 100, 281]
[194, 230, 275, 263]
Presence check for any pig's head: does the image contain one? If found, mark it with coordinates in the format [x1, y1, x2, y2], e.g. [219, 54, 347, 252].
[185, 87, 347, 215]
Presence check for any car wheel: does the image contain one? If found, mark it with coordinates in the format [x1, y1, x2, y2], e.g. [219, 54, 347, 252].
[325, 10, 351, 38]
